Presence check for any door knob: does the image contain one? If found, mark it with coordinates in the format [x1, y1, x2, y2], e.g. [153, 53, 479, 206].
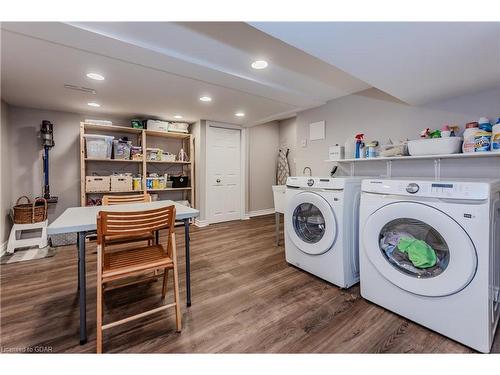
[216, 178, 221, 183]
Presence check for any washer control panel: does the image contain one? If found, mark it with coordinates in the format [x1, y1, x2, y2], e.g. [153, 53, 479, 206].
[362, 179, 490, 200]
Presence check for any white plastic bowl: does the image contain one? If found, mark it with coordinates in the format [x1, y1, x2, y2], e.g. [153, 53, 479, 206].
[407, 137, 463, 156]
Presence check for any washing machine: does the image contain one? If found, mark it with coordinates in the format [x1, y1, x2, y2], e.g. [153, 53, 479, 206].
[284, 176, 363, 288]
[359, 177, 500, 353]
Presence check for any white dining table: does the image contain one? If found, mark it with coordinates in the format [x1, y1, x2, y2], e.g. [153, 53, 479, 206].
[47, 200, 199, 345]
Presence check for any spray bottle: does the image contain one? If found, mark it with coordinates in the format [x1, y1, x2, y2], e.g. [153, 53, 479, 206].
[355, 133, 365, 159]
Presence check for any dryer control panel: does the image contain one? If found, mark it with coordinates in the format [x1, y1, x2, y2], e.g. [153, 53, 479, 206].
[362, 179, 491, 200]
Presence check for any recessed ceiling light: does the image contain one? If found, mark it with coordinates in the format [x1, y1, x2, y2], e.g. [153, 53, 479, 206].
[87, 102, 101, 107]
[235, 112, 245, 117]
[199, 96, 212, 102]
[86, 73, 105, 81]
[251, 60, 268, 70]
[173, 115, 183, 119]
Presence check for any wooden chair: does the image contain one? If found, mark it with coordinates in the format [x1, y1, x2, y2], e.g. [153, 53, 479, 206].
[96, 205, 181, 353]
[102, 193, 154, 245]
[102, 193, 152, 206]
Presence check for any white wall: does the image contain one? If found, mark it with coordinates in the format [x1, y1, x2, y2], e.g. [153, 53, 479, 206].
[292, 87, 500, 179]
[248, 121, 280, 213]
[1, 100, 11, 244]
[6, 105, 127, 221]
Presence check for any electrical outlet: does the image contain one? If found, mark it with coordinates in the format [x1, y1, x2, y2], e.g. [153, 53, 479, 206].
[301, 139, 307, 148]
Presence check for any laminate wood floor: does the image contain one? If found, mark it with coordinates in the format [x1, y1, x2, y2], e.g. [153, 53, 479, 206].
[1, 215, 498, 353]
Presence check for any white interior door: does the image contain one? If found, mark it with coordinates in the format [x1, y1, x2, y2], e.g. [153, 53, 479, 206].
[207, 126, 241, 223]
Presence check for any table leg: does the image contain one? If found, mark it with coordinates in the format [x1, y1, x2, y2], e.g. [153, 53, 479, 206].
[155, 230, 159, 245]
[77, 231, 87, 345]
[275, 212, 280, 246]
[184, 219, 191, 307]
[76, 234, 80, 291]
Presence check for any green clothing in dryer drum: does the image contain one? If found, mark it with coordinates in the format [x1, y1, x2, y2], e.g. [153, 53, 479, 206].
[397, 237, 437, 268]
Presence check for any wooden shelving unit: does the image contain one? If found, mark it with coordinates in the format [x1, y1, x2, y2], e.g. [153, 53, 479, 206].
[80, 122, 195, 207]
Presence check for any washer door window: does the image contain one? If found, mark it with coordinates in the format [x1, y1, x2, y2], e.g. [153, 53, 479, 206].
[363, 202, 477, 297]
[379, 218, 450, 279]
[287, 192, 336, 255]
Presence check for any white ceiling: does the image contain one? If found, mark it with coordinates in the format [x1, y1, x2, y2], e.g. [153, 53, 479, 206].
[250, 22, 500, 105]
[2, 22, 498, 125]
[0, 22, 369, 126]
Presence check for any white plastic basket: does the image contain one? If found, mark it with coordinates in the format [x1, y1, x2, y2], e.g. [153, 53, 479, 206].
[161, 152, 177, 162]
[84, 134, 114, 159]
[408, 137, 463, 156]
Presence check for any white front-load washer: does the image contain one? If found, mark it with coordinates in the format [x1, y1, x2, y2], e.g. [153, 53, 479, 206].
[284, 176, 363, 288]
[359, 178, 500, 353]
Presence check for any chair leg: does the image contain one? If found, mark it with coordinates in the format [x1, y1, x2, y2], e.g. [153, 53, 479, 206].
[173, 263, 181, 332]
[162, 268, 169, 299]
[96, 279, 103, 353]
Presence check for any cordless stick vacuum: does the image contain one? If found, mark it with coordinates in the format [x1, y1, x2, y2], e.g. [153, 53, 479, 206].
[40, 120, 58, 203]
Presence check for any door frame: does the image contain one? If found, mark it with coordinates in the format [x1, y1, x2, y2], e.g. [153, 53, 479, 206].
[205, 121, 248, 224]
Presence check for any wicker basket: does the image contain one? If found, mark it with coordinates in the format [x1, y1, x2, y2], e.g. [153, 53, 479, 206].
[12, 196, 48, 224]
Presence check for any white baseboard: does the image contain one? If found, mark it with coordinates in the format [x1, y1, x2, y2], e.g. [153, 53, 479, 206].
[0, 241, 7, 257]
[194, 218, 209, 228]
[248, 208, 275, 218]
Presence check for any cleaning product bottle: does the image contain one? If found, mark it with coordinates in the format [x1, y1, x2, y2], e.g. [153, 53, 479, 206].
[462, 122, 479, 153]
[355, 133, 364, 159]
[478, 117, 492, 132]
[474, 131, 492, 152]
[491, 118, 500, 152]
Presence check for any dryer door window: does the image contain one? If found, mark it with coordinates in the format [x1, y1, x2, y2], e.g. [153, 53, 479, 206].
[293, 203, 325, 244]
[286, 191, 337, 255]
[363, 201, 477, 297]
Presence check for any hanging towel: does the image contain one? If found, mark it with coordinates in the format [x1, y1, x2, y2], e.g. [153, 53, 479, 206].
[277, 149, 290, 185]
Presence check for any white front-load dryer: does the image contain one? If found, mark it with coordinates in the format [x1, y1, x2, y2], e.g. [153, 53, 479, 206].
[359, 178, 500, 353]
[284, 176, 363, 288]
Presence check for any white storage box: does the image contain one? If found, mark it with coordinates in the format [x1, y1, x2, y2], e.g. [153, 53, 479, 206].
[168, 122, 189, 133]
[328, 145, 345, 160]
[161, 152, 176, 162]
[86, 176, 111, 192]
[84, 134, 114, 159]
[408, 137, 463, 156]
[147, 120, 170, 132]
[110, 175, 133, 192]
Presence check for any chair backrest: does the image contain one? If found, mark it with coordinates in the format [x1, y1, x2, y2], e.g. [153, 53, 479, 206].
[98, 205, 175, 238]
[102, 193, 152, 206]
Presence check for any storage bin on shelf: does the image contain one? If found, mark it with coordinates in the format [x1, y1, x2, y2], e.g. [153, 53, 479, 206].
[161, 152, 176, 162]
[146, 120, 170, 132]
[86, 176, 111, 192]
[132, 177, 142, 191]
[110, 175, 133, 192]
[84, 134, 114, 159]
[171, 175, 189, 188]
[407, 137, 462, 156]
[146, 148, 163, 161]
[131, 146, 143, 160]
[168, 122, 189, 133]
[113, 139, 132, 159]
